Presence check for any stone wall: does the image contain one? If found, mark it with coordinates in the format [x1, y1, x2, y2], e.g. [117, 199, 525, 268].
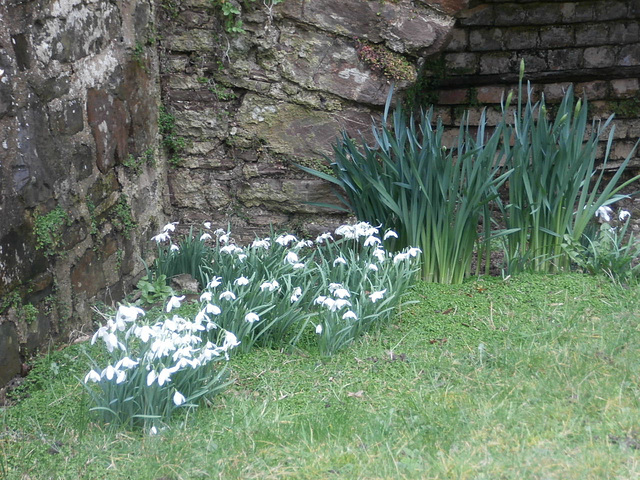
[158, 0, 465, 242]
[431, 0, 640, 166]
[0, 0, 166, 386]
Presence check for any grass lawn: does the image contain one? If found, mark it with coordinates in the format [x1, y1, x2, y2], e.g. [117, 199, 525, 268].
[2, 273, 639, 479]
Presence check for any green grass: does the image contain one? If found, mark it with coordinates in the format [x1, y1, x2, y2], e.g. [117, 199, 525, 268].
[2, 273, 640, 479]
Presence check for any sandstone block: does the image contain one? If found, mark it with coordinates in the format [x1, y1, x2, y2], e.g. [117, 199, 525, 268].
[611, 78, 640, 98]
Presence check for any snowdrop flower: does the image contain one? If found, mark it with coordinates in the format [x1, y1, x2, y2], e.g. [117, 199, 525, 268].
[334, 299, 352, 310]
[373, 248, 386, 262]
[207, 276, 222, 289]
[363, 235, 381, 247]
[147, 370, 158, 386]
[333, 288, 350, 299]
[355, 222, 379, 238]
[314, 295, 328, 305]
[383, 229, 398, 240]
[163, 222, 177, 233]
[619, 210, 631, 221]
[393, 252, 410, 264]
[219, 290, 236, 301]
[285, 251, 299, 264]
[315, 232, 333, 244]
[335, 224, 356, 239]
[368, 263, 379, 271]
[170, 244, 180, 252]
[237, 253, 247, 262]
[151, 232, 171, 243]
[219, 233, 230, 244]
[200, 292, 212, 302]
[234, 276, 250, 286]
[322, 298, 337, 311]
[133, 325, 154, 343]
[596, 205, 614, 223]
[166, 295, 186, 313]
[117, 305, 145, 322]
[173, 391, 186, 406]
[84, 370, 101, 383]
[251, 238, 270, 249]
[333, 257, 347, 266]
[205, 304, 221, 315]
[342, 310, 358, 320]
[158, 368, 172, 386]
[316, 324, 323, 334]
[150, 426, 158, 436]
[290, 287, 302, 303]
[116, 370, 127, 384]
[115, 357, 139, 370]
[214, 228, 226, 236]
[200, 233, 212, 241]
[245, 312, 260, 323]
[328, 283, 342, 292]
[293, 263, 305, 269]
[369, 289, 387, 303]
[296, 240, 314, 248]
[260, 280, 279, 292]
[100, 332, 123, 353]
[224, 331, 240, 349]
[408, 247, 422, 257]
[220, 245, 237, 254]
[276, 234, 297, 246]
[203, 221, 211, 229]
[100, 365, 115, 381]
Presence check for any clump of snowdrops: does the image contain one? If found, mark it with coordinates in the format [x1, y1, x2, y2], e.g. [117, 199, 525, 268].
[85, 221, 420, 429]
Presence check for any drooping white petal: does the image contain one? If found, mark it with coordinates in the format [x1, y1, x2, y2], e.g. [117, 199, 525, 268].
[173, 391, 186, 406]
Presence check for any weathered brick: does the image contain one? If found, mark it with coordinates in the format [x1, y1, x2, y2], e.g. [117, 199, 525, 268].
[575, 23, 609, 46]
[433, 106, 454, 125]
[458, 4, 495, 26]
[547, 48, 583, 71]
[504, 27, 539, 50]
[594, 1, 630, 21]
[444, 52, 480, 74]
[584, 46, 617, 68]
[626, 119, 640, 138]
[542, 82, 573, 102]
[520, 52, 547, 72]
[492, 3, 527, 25]
[609, 22, 640, 44]
[618, 44, 640, 66]
[575, 80, 609, 100]
[469, 28, 503, 51]
[561, 2, 596, 23]
[445, 28, 468, 52]
[441, 127, 461, 147]
[479, 52, 513, 75]
[611, 78, 640, 98]
[476, 85, 506, 104]
[612, 140, 637, 160]
[438, 88, 470, 104]
[539, 26, 574, 48]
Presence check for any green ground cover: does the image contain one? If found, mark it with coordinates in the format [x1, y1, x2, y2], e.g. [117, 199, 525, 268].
[2, 273, 639, 479]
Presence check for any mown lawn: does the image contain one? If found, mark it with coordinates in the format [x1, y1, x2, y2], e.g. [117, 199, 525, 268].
[2, 273, 639, 479]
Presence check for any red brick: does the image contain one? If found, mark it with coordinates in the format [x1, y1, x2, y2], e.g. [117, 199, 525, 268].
[438, 89, 470, 105]
[542, 82, 573, 102]
[476, 86, 505, 104]
[611, 78, 640, 98]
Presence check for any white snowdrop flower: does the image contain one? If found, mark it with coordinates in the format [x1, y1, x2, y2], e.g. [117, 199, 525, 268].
[200, 233, 212, 241]
[151, 232, 171, 243]
[369, 289, 387, 303]
[117, 305, 145, 323]
[237, 253, 248, 262]
[214, 228, 226, 236]
[333, 257, 347, 266]
[333, 288, 350, 299]
[295, 240, 314, 248]
[203, 222, 211, 229]
[354, 222, 379, 238]
[323, 298, 337, 311]
[363, 235, 381, 247]
[163, 222, 177, 233]
[275, 234, 297, 246]
[170, 244, 180, 252]
[373, 248, 386, 262]
[595, 205, 614, 223]
[334, 299, 352, 310]
[157, 368, 172, 386]
[200, 292, 213, 302]
[293, 263, 305, 269]
[335, 224, 356, 239]
[205, 304, 221, 315]
[251, 238, 271, 249]
[166, 295, 186, 313]
[147, 370, 158, 386]
[619, 210, 631, 221]
[135, 325, 154, 343]
[224, 331, 240, 349]
[290, 287, 302, 303]
[315, 324, 323, 334]
[259, 280, 279, 292]
[150, 426, 158, 435]
[234, 276, 250, 286]
[103, 332, 123, 353]
[315, 232, 333, 244]
[219, 290, 236, 301]
[408, 247, 422, 257]
[368, 263, 379, 271]
[393, 252, 410, 264]
[383, 229, 398, 240]
[115, 357, 139, 370]
[219, 233, 230, 244]
[245, 312, 260, 323]
[207, 276, 222, 288]
[328, 283, 343, 293]
[84, 370, 101, 383]
[220, 245, 237, 254]
[173, 391, 186, 406]
[285, 251, 299, 264]
[314, 295, 328, 305]
[342, 310, 358, 320]
[116, 370, 127, 384]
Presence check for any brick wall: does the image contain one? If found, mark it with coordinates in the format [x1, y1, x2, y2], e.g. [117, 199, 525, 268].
[431, 0, 640, 167]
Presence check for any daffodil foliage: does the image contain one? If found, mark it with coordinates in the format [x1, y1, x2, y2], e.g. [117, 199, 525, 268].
[85, 221, 420, 430]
